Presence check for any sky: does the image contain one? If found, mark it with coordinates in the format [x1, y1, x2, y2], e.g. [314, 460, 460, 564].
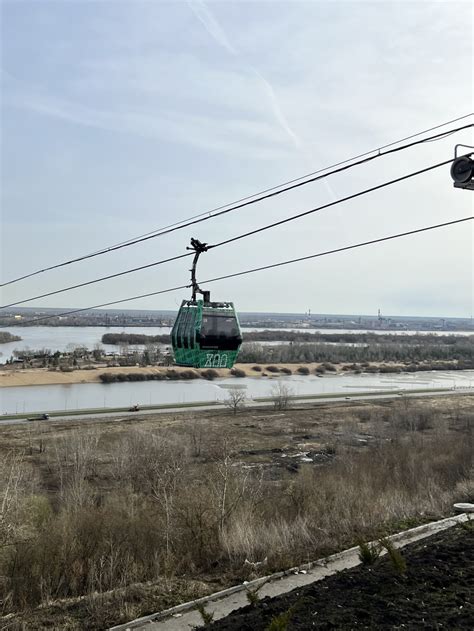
[1, 0, 473, 318]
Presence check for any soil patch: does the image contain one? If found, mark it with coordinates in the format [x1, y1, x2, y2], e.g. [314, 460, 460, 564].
[210, 525, 474, 630]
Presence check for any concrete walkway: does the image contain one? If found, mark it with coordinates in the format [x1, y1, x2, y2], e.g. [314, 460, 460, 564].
[109, 512, 470, 631]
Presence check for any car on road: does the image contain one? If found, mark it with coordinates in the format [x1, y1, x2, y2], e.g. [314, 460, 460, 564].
[27, 413, 49, 421]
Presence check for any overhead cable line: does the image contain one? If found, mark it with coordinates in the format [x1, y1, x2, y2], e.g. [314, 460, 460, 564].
[204, 216, 473, 285]
[0, 252, 193, 310]
[209, 158, 459, 250]
[4, 215, 472, 328]
[2, 116, 472, 288]
[0, 156, 464, 310]
[97, 114, 474, 247]
[84, 116, 474, 249]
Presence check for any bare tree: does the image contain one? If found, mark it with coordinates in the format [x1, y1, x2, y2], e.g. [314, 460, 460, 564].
[51, 431, 100, 508]
[225, 389, 246, 415]
[121, 429, 185, 572]
[271, 381, 293, 410]
[119, 341, 129, 357]
[146, 343, 162, 365]
[92, 342, 104, 361]
[188, 419, 205, 457]
[390, 399, 433, 433]
[0, 453, 24, 547]
[208, 437, 264, 536]
[150, 458, 181, 571]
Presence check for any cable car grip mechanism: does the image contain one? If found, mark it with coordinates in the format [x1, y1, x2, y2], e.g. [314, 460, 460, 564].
[187, 238, 211, 303]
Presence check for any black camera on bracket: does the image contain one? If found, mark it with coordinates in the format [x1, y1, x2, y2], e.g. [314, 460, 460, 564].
[451, 155, 474, 190]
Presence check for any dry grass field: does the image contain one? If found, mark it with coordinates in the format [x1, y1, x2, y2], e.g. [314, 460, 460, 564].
[0, 394, 472, 629]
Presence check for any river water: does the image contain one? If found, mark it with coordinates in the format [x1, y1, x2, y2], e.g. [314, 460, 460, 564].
[2, 370, 473, 415]
[0, 326, 173, 363]
[1, 326, 472, 364]
[1, 326, 473, 414]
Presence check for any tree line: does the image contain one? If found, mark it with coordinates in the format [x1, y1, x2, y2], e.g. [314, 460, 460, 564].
[237, 339, 474, 364]
[102, 332, 169, 344]
[102, 330, 473, 347]
[0, 331, 21, 344]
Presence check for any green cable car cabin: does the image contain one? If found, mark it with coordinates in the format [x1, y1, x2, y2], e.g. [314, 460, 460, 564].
[172, 299, 242, 368]
[171, 238, 243, 369]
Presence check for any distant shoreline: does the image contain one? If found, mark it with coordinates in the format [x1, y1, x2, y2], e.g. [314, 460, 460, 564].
[0, 360, 470, 388]
[2, 322, 473, 334]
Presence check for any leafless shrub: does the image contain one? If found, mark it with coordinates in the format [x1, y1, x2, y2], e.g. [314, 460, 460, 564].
[201, 368, 219, 380]
[50, 430, 100, 508]
[230, 367, 246, 378]
[458, 413, 474, 433]
[208, 438, 248, 534]
[225, 389, 246, 415]
[187, 419, 205, 457]
[271, 381, 293, 410]
[0, 453, 25, 547]
[114, 430, 186, 572]
[388, 400, 436, 433]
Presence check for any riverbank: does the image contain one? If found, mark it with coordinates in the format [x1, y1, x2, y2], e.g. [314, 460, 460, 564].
[0, 360, 469, 388]
[0, 363, 300, 387]
[0, 363, 256, 387]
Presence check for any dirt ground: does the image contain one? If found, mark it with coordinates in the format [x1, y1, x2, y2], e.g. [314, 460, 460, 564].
[0, 394, 472, 492]
[209, 524, 474, 630]
[0, 394, 472, 631]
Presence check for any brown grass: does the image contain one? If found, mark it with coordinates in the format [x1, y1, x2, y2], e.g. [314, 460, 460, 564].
[0, 395, 472, 629]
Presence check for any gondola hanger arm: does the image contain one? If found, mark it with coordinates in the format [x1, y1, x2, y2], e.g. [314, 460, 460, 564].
[187, 238, 211, 302]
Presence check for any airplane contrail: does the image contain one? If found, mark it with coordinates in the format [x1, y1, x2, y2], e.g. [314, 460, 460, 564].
[187, 0, 337, 201]
[188, 0, 238, 56]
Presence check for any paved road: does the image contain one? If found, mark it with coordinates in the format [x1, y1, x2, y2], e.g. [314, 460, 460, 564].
[1, 387, 471, 427]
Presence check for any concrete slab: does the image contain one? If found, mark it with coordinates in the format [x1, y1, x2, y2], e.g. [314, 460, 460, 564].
[453, 502, 474, 513]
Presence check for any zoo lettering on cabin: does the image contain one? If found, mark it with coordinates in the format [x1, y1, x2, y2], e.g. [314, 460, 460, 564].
[204, 353, 228, 368]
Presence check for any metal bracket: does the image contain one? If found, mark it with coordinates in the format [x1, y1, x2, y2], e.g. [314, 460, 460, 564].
[454, 144, 474, 158]
[187, 238, 211, 302]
